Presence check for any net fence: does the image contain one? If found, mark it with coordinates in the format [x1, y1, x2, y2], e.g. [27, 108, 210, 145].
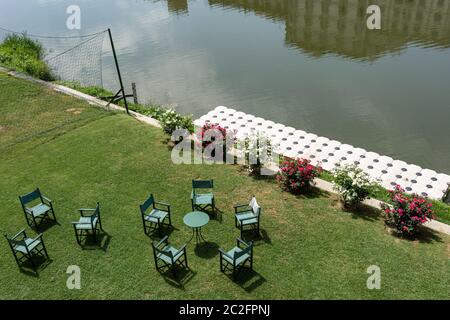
[0, 27, 107, 87]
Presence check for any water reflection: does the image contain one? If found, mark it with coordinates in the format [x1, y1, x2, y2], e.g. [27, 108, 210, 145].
[207, 0, 450, 61]
[167, 0, 189, 15]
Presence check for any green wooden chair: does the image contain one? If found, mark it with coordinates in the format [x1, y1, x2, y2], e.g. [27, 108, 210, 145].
[151, 236, 188, 278]
[4, 229, 50, 271]
[19, 188, 57, 230]
[72, 202, 103, 246]
[219, 238, 253, 280]
[140, 194, 172, 237]
[234, 196, 261, 238]
[191, 179, 215, 216]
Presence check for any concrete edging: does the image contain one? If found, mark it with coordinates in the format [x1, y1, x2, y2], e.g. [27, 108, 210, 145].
[0, 67, 162, 128]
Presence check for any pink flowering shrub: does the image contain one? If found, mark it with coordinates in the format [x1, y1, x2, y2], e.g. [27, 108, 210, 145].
[382, 185, 434, 237]
[197, 123, 236, 159]
[277, 158, 322, 194]
[198, 123, 228, 149]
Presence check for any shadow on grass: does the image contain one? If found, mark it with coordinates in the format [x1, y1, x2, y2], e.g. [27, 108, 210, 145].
[160, 267, 197, 290]
[416, 227, 443, 244]
[241, 229, 272, 246]
[18, 255, 53, 277]
[294, 186, 329, 200]
[145, 225, 179, 240]
[232, 270, 267, 293]
[341, 202, 382, 222]
[80, 231, 112, 252]
[194, 241, 219, 259]
[192, 206, 225, 223]
[383, 224, 443, 244]
[33, 218, 60, 233]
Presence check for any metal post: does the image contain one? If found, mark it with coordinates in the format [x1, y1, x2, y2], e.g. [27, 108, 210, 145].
[108, 28, 129, 114]
[132, 82, 138, 105]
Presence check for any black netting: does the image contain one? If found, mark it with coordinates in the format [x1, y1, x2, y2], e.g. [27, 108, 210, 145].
[0, 27, 107, 87]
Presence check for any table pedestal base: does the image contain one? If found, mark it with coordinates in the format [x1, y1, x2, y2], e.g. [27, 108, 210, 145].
[188, 227, 206, 244]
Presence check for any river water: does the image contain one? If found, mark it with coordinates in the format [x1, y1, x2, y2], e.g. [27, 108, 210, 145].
[1, 0, 450, 173]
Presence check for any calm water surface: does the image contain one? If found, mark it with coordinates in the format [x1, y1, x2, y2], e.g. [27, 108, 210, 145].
[1, 0, 450, 173]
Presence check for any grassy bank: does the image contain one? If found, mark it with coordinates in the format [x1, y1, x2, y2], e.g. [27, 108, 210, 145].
[0, 71, 449, 299]
[0, 34, 53, 80]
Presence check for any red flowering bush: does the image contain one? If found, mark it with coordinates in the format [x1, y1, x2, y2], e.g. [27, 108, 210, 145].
[277, 158, 322, 194]
[196, 123, 236, 159]
[382, 185, 434, 237]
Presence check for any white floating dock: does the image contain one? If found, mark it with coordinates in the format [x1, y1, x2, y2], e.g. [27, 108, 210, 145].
[195, 106, 450, 201]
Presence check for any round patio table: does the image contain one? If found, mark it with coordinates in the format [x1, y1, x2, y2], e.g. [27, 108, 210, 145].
[183, 211, 210, 244]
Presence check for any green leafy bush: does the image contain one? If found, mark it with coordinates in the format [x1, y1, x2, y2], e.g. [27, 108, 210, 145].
[0, 34, 54, 80]
[158, 108, 194, 135]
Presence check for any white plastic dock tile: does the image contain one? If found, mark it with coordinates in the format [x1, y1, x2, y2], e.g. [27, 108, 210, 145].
[196, 107, 450, 200]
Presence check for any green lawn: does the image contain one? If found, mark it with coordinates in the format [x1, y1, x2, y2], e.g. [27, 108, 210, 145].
[0, 72, 449, 299]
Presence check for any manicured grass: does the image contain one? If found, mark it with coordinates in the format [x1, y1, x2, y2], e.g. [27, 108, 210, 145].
[0, 72, 449, 299]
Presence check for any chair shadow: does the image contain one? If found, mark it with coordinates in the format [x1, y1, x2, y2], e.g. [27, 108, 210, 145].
[80, 231, 112, 252]
[194, 241, 219, 259]
[214, 207, 225, 223]
[193, 206, 224, 223]
[19, 255, 53, 277]
[160, 267, 197, 290]
[33, 218, 60, 232]
[145, 225, 179, 240]
[241, 229, 272, 246]
[232, 269, 267, 293]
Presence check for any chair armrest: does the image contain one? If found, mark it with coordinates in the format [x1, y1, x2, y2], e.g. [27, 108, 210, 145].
[236, 238, 251, 248]
[177, 244, 187, 255]
[219, 248, 233, 260]
[155, 235, 169, 248]
[71, 221, 89, 225]
[30, 233, 44, 244]
[234, 204, 251, 213]
[79, 208, 95, 217]
[42, 195, 52, 203]
[190, 190, 195, 200]
[24, 207, 33, 214]
[155, 201, 171, 210]
[10, 228, 27, 240]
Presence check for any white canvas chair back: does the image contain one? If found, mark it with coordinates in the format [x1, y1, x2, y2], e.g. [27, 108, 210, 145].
[249, 196, 261, 216]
